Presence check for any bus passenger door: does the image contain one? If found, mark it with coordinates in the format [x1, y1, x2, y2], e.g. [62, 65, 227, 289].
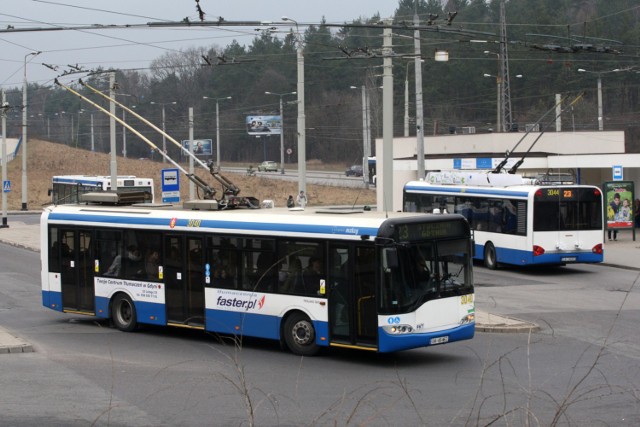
[164, 235, 205, 327]
[328, 244, 377, 349]
[59, 228, 95, 313]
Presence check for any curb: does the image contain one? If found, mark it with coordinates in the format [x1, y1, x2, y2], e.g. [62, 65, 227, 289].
[600, 262, 640, 272]
[0, 326, 34, 354]
[475, 311, 541, 334]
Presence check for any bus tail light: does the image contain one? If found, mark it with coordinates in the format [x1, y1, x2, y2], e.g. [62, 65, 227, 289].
[533, 245, 545, 257]
[592, 243, 603, 254]
[593, 188, 601, 197]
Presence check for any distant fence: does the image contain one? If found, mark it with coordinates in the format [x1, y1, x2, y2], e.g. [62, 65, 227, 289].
[0, 137, 21, 162]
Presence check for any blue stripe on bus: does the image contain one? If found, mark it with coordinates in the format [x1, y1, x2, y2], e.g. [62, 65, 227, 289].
[42, 290, 63, 312]
[404, 185, 529, 198]
[48, 212, 380, 237]
[378, 323, 475, 352]
[205, 309, 281, 339]
[475, 244, 603, 265]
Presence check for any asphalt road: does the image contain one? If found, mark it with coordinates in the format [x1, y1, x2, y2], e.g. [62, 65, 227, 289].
[1, 244, 639, 426]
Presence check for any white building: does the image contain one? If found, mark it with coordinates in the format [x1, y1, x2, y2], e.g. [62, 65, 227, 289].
[375, 130, 638, 211]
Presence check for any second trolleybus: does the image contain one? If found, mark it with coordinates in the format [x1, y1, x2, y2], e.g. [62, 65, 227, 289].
[403, 171, 603, 269]
[41, 201, 475, 355]
[50, 175, 155, 205]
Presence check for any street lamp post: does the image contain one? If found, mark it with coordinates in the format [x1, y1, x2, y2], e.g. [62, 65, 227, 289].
[350, 85, 371, 188]
[404, 63, 410, 137]
[282, 16, 306, 195]
[265, 91, 296, 174]
[483, 73, 501, 132]
[150, 101, 176, 162]
[203, 96, 231, 167]
[484, 51, 502, 132]
[577, 68, 622, 131]
[22, 50, 41, 211]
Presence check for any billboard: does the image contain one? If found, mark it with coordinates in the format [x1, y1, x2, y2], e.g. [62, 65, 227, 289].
[246, 115, 281, 135]
[181, 139, 212, 156]
[603, 181, 634, 230]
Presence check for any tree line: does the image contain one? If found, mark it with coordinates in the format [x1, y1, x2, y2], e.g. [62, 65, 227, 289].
[5, 0, 639, 164]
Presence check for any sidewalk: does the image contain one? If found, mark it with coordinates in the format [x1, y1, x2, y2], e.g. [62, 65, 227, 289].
[1, 214, 637, 351]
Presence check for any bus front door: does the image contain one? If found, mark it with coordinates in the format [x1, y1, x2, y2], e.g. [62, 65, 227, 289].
[328, 244, 377, 349]
[59, 228, 95, 314]
[164, 235, 205, 328]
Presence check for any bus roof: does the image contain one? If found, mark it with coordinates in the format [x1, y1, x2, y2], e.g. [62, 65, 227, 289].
[44, 204, 467, 241]
[404, 180, 601, 199]
[52, 175, 141, 185]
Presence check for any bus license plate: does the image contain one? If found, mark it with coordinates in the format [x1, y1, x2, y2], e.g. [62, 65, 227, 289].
[430, 336, 449, 345]
[561, 256, 577, 262]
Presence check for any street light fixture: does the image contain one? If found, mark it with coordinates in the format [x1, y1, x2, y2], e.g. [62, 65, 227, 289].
[150, 101, 177, 162]
[203, 96, 232, 167]
[577, 68, 622, 131]
[22, 50, 41, 211]
[265, 91, 296, 174]
[118, 94, 137, 158]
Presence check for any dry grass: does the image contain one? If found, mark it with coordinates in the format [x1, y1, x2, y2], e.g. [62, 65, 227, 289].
[3, 139, 375, 210]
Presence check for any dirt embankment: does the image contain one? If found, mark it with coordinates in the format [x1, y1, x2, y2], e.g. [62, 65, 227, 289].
[3, 139, 375, 210]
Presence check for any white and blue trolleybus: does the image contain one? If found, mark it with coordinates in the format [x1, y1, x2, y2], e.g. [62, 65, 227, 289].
[404, 171, 604, 269]
[50, 175, 155, 204]
[41, 201, 475, 355]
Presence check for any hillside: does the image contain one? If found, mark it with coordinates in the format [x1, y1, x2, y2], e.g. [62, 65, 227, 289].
[2, 139, 376, 210]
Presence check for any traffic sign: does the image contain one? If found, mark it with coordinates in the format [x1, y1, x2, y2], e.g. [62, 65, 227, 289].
[612, 165, 623, 181]
[2, 180, 10, 193]
[161, 169, 180, 203]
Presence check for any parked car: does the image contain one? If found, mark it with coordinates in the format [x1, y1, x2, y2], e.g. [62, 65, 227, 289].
[258, 161, 279, 172]
[345, 165, 363, 177]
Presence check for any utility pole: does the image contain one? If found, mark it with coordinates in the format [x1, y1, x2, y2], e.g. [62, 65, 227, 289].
[109, 72, 117, 191]
[499, 0, 513, 132]
[1, 90, 8, 228]
[380, 20, 394, 212]
[22, 51, 41, 210]
[189, 107, 194, 199]
[414, 3, 425, 180]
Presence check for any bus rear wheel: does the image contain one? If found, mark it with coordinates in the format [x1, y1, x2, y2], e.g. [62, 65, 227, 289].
[111, 294, 138, 332]
[284, 312, 319, 356]
[484, 242, 498, 270]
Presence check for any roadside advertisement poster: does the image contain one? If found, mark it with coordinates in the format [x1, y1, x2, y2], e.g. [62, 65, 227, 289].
[603, 181, 634, 229]
[246, 115, 281, 135]
[181, 139, 212, 156]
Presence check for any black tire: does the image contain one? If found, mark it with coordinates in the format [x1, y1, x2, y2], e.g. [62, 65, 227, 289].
[283, 312, 319, 356]
[111, 294, 138, 332]
[484, 242, 498, 270]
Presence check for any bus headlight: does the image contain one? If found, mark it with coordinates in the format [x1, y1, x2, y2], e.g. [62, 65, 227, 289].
[460, 313, 475, 325]
[382, 324, 414, 334]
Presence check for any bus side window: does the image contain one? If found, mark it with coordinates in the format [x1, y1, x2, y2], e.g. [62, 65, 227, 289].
[49, 227, 61, 273]
[97, 230, 123, 277]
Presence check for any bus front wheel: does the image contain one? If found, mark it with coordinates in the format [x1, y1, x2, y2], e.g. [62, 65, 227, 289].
[111, 294, 138, 332]
[484, 242, 498, 270]
[283, 312, 320, 356]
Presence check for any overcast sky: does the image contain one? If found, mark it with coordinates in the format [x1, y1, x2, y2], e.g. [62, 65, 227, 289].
[0, 0, 400, 88]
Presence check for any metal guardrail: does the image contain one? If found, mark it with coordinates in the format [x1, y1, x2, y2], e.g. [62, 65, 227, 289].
[0, 137, 20, 163]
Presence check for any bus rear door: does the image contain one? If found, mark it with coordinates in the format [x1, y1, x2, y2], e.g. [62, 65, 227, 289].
[57, 228, 95, 314]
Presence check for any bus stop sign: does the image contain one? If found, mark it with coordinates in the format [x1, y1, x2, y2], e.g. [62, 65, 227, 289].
[612, 165, 623, 181]
[161, 169, 180, 203]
